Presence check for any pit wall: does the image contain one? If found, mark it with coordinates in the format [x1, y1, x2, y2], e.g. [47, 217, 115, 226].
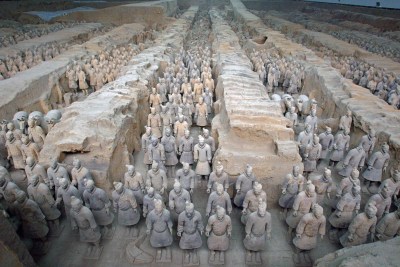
[209, 8, 301, 203]
[39, 7, 199, 193]
[0, 23, 145, 121]
[231, 0, 400, 173]
[53, 0, 177, 26]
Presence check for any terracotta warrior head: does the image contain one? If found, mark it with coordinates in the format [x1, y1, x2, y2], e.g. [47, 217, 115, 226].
[365, 202, 378, 219]
[29, 174, 40, 187]
[151, 161, 159, 173]
[216, 206, 226, 222]
[59, 178, 69, 190]
[293, 165, 300, 177]
[203, 128, 209, 138]
[126, 165, 135, 176]
[154, 198, 163, 214]
[174, 180, 182, 194]
[312, 203, 323, 219]
[185, 201, 194, 218]
[71, 196, 83, 212]
[113, 182, 123, 194]
[257, 200, 267, 217]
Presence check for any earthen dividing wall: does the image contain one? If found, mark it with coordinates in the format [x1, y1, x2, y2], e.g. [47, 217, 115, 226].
[53, 0, 178, 26]
[231, 0, 400, 174]
[209, 8, 301, 203]
[39, 6, 199, 194]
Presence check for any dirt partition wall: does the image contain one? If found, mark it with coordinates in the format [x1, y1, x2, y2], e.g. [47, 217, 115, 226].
[53, 0, 178, 27]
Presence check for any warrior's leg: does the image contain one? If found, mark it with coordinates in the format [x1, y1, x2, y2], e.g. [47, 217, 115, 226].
[210, 250, 215, 261]
[219, 251, 224, 261]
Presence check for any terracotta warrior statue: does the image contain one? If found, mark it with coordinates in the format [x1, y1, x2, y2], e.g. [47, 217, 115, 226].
[169, 180, 191, 222]
[286, 181, 317, 235]
[339, 110, 352, 133]
[241, 181, 267, 223]
[149, 87, 162, 113]
[297, 124, 313, 159]
[206, 183, 232, 217]
[329, 185, 361, 232]
[148, 136, 166, 171]
[293, 204, 326, 265]
[362, 143, 390, 191]
[28, 175, 61, 234]
[279, 166, 305, 216]
[0, 173, 21, 211]
[234, 164, 256, 207]
[177, 202, 204, 265]
[66, 65, 78, 93]
[70, 196, 102, 257]
[340, 202, 377, 247]
[338, 144, 366, 177]
[71, 158, 93, 197]
[124, 165, 145, 205]
[329, 128, 350, 167]
[360, 129, 376, 158]
[318, 126, 334, 163]
[194, 96, 208, 127]
[47, 158, 70, 194]
[161, 127, 179, 178]
[375, 208, 400, 241]
[202, 128, 215, 156]
[379, 169, 400, 203]
[83, 180, 114, 237]
[303, 135, 322, 178]
[336, 169, 360, 202]
[112, 182, 140, 237]
[285, 106, 298, 128]
[147, 107, 162, 139]
[146, 161, 168, 199]
[194, 135, 212, 180]
[142, 126, 153, 169]
[305, 109, 318, 134]
[174, 114, 189, 147]
[27, 118, 46, 150]
[5, 131, 24, 169]
[25, 157, 49, 188]
[142, 187, 162, 218]
[146, 198, 173, 262]
[7, 122, 22, 141]
[205, 206, 232, 264]
[366, 184, 391, 220]
[312, 167, 333, 204]
[243, 200, 271, 264]
[15, 190, 49, 242]
[55, 178, 80, 223]
[176, 162, 196, 193]
[180, 98, 193, 127]
[77, 66, 89, 95]
[160, 105, 173, 135]
[179, 129, 194, 166]
[207, 161, 229, 193]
